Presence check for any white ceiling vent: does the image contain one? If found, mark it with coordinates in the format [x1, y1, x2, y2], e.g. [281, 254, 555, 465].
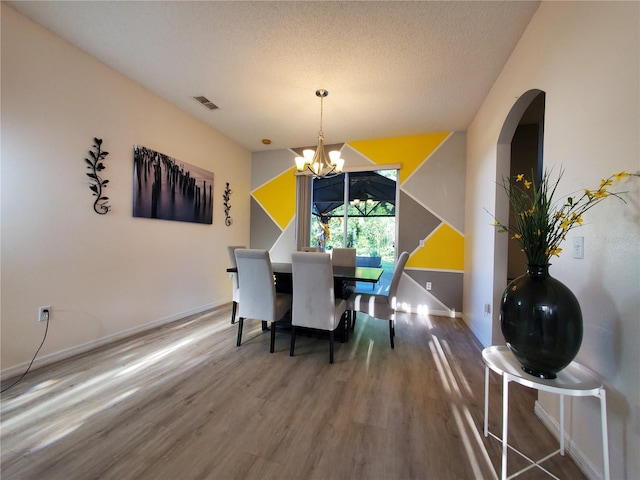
[192, 96, 218, 110]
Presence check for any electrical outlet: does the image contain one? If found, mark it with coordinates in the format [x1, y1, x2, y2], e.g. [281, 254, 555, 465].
[38, 306, 51, 322]
[419, 239, 425, 248]
[426, 282, 432, 291]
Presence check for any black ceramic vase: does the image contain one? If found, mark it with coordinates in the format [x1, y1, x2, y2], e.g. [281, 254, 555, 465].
[500, 264, 583, 379]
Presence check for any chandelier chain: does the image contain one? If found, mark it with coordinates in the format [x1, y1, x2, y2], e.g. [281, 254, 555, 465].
[319, 93, 324, 137]
[294, 88, 344, 178]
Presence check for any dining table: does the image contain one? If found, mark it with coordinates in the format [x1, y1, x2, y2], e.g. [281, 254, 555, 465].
[226, 261, 384, 342]
[226, 262, 383, 287]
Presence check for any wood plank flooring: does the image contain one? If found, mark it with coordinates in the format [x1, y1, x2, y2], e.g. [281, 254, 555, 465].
[1, 307, 586, 480]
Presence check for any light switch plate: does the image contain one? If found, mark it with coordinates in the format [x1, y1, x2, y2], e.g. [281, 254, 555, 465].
[573, 236, 584, 259]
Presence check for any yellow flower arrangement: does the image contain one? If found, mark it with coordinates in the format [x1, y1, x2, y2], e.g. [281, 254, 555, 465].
[314, 216, 341, 250]
[320, 219, 331, 240]
[493, 168, 636, 265]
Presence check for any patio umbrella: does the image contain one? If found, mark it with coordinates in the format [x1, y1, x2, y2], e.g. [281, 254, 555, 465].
[312, 171, 396, 218]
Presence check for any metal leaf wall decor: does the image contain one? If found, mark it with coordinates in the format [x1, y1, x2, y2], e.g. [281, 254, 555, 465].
[223, 182, 233, 226]
[85, 137, 111, 214]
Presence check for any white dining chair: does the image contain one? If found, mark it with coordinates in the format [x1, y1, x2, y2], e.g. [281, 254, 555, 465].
[227, 245, 245, 324]
[235, 249, 292, 353]
[331, 247, 357, 329]
[331, 248, 356, 295]
[347, 251, 409, 349]
[290, 252, 347, 363]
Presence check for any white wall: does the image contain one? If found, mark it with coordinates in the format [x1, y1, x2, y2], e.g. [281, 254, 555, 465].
[465, 2, 639, 479]
[1, 5, 251, 374]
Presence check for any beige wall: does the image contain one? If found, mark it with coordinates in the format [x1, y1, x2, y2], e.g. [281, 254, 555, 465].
[1, 5, 251, 374]
[4, 0, 639, 476]
[465, 2, 639, 478]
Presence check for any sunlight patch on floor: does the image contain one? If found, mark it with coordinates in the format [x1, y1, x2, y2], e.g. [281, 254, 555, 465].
[365, 339, 375, 373]
[429, 336, 462, 398]
[2, 371, 120, 432]
[1, 378, 62, 412]
[117, 337, 195, 377]
[452, 404, 484, 479]
[441, 338, 473, 397]
[431, 330, 498, 479]
[29, 388, 140, 453]
[422, 314, 434, 329]
[462, 404, 498, 479]
[348, 316, 368, 360]
[397, 301, 412, 312]
[29, 424, 83, 454]
[452, 403, 499, 480]
[429, 338, 452, 396]
[1, 317, 226, 450]
[407, 309, 434, 329]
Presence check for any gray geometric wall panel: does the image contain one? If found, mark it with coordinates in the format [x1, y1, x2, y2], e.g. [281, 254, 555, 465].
[251, 149, 297, 191]
[398, 190, 441, 254]
[250, 197, 281, 250]
[403, 131, 466, 232]
[405, 270, 463, 311]
[341, 144, 375, 166]
[397, 275, 448, 312]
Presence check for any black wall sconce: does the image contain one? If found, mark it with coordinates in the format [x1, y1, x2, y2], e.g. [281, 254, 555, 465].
[223, 182, 232, 226]
[85, 137, 111, 214]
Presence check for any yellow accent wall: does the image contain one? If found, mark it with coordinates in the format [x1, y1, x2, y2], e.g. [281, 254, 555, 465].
[348, 132, 450, 184]
[252, 167, 297, 230]
[406, 223, 464, 271]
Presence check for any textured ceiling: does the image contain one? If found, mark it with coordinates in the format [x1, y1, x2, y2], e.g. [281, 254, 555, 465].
[7, 1, 540, 152]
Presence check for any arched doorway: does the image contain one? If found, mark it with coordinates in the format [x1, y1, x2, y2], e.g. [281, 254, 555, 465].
[506, 92, 546, 280]
[492, 89, 546, 342]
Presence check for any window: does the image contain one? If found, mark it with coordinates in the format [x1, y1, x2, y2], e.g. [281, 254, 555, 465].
[310, 169, 398, 291]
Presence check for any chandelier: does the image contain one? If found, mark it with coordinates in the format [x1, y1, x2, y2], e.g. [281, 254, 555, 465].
[350, 192, 377, 216]
[295, 89, 345, 178]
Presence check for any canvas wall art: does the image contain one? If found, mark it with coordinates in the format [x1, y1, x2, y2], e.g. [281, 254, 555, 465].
[133, 145, 213, 224]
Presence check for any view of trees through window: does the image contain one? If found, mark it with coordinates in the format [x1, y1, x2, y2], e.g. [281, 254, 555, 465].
[311, 216, 396, 264]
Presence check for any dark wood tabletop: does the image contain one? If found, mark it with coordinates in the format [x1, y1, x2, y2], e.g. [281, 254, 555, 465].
[227, 262, 383, 283]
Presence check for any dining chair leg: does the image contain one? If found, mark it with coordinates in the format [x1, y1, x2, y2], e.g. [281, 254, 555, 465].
[329, 331, 335, 364]
[389, 320, 395, 349]
[343, 312, 350, 343]
[290, 326, 296, 356]
[270, 322, 276, 353]
[236, 318, 244, 346]
[230, 301, 237, 324]
[351, 311, 357, 331]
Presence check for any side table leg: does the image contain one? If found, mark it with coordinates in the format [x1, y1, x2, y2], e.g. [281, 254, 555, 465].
[600, 388, 610, 480]
[501, 374, 509, 480]
[560, 394, 565, 455]
[484, 365, 489, 436]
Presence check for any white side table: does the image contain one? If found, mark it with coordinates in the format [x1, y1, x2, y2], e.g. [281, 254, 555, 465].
[482, 345, 609, 480]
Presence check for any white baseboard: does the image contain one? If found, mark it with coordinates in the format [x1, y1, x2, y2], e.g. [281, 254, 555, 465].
[1, 302, 230, 381]
[398, 306, 462, 318]
[460, 312, 491, 347]
[534, 400, 603, 480]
